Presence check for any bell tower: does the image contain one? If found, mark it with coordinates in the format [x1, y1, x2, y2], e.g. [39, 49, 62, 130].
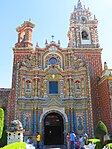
[15, 20, 35, 48]
[68, 0, 99, 48]
[67, 0, 103, 131]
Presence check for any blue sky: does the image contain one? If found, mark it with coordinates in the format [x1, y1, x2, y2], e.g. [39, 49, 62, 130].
[0, 0, 112, 88]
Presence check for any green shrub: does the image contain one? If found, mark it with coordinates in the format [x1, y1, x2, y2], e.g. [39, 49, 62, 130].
[0, 142, 26, 149]
[106, 143, 112, 149]
[95, 120, 108, 143]
[88, 138, 102, 149]
[0, 108, 4, 139]
[104, 139, 112, 146]
[0, 124, 7, 147]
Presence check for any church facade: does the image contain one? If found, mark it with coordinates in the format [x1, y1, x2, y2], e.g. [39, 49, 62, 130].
[0, 0, 112, 146]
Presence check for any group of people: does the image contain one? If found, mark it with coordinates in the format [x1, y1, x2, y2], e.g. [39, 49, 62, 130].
[26, 132, 41, 149]
[26, 130, 88, 149]
[66, 131, 88, 149]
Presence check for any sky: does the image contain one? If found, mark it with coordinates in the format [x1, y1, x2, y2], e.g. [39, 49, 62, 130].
[0, 0, 112, 88]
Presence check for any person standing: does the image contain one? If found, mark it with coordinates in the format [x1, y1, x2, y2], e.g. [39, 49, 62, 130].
[79, 136, 84, 149]
[36, 132, 41, 149]
[26, 137, 33, 144]
[83, 131, 88, 145]
[69, 131, 76, 149]
[66, 132, 70, 149]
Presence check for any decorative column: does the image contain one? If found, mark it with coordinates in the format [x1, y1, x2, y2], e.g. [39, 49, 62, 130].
[69, 76, 72, 97]
[76, 27, 80, 48]
[32, 78, 35, 97]
[66, 79, 69, 97]
[33, 77, 37, 97]
[36, 107, 38, 132]
[71, 107, 74, 131]
[41, 80, 45, 98]
[65, 107, 70, 132]
[70, 107, 72, 131]
[38, 78, 40, 96]
[33, 107, 37, 134]
[64, 79, 67, 97]
[81, 78, 85, 96]
[37, 108, 41, 131]
[22, 77, 25, 97]
[44, 79, 48, 98]
[68, 53, 70, 67]
[60, 79, 64, 97]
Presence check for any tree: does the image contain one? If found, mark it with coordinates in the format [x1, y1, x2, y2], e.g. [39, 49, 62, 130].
[95, 120, 108, 143]
[0, 123, 7, 147]
[0, 108, 4, 139]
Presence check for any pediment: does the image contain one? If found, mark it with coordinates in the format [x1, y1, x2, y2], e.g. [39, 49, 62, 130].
[45, 66, 62, 75]
[45, 98, 62, 107]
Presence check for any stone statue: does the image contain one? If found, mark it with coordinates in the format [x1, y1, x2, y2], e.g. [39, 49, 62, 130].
[9, 120, 23, 132]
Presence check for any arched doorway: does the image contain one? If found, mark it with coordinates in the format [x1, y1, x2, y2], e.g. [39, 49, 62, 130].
[44, 112, 64, 145]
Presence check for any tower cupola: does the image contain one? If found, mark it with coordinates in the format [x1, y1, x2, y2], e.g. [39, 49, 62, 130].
[15, 20, 35, 48]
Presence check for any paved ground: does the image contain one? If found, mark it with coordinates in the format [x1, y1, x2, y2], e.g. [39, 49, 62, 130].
[43, 146, 66, 149]
[43, 148, 66, 149]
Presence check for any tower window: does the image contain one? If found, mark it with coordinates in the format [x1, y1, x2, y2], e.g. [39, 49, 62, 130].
[81, 17, 87, 22]
[49, 81, 58, 94]
[82, 31, 88, 40]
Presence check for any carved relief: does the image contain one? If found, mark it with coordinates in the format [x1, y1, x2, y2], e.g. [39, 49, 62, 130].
[20, 54, 35, 69]
[74, 58, 85, 70]
[76, 112, 84, 134]
[23, 111, 32, 131]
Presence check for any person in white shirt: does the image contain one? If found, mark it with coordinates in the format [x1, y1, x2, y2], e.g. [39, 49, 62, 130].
[83, 131, 88, 145]
[70, 131, 76, 149]
[79, 136, 84, 149]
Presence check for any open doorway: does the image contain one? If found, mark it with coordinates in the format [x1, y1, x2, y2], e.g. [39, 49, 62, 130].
[44, 112, 64, 145]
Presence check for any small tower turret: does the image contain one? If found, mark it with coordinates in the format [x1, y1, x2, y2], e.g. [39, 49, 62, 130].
[77, 0, 82, 9]
[15, 20, 35, 48]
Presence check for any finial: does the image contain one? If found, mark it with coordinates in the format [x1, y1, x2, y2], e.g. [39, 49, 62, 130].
[58, 40, 60, 44]
[51, 35, 54, 42]
[104, 62, 108, 70]
[45, 40, 48, 44]
[74, 5, 76, 10]
[36, 42, 39, 47]
[94, 15, 96, 20]
[84, 5, 86, 9]
[77, 0, 82, 9]
[29, 18, 31, 22]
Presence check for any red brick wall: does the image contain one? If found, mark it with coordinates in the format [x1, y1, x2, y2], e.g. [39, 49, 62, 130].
[74, 49, 103, 130]
[98, 79, 112, 134]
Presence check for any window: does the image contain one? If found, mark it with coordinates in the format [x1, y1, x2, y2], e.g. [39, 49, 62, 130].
[49, 57, 57, 66]
[26, 80, 31, 89]
[75, 80, 81, 89]
[81, 17, 87, 22]
[82, 31, 88, 40]
[49, 81, 58, 94]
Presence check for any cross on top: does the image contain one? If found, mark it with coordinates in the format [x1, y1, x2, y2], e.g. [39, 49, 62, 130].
[51, 35, 54, 41]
